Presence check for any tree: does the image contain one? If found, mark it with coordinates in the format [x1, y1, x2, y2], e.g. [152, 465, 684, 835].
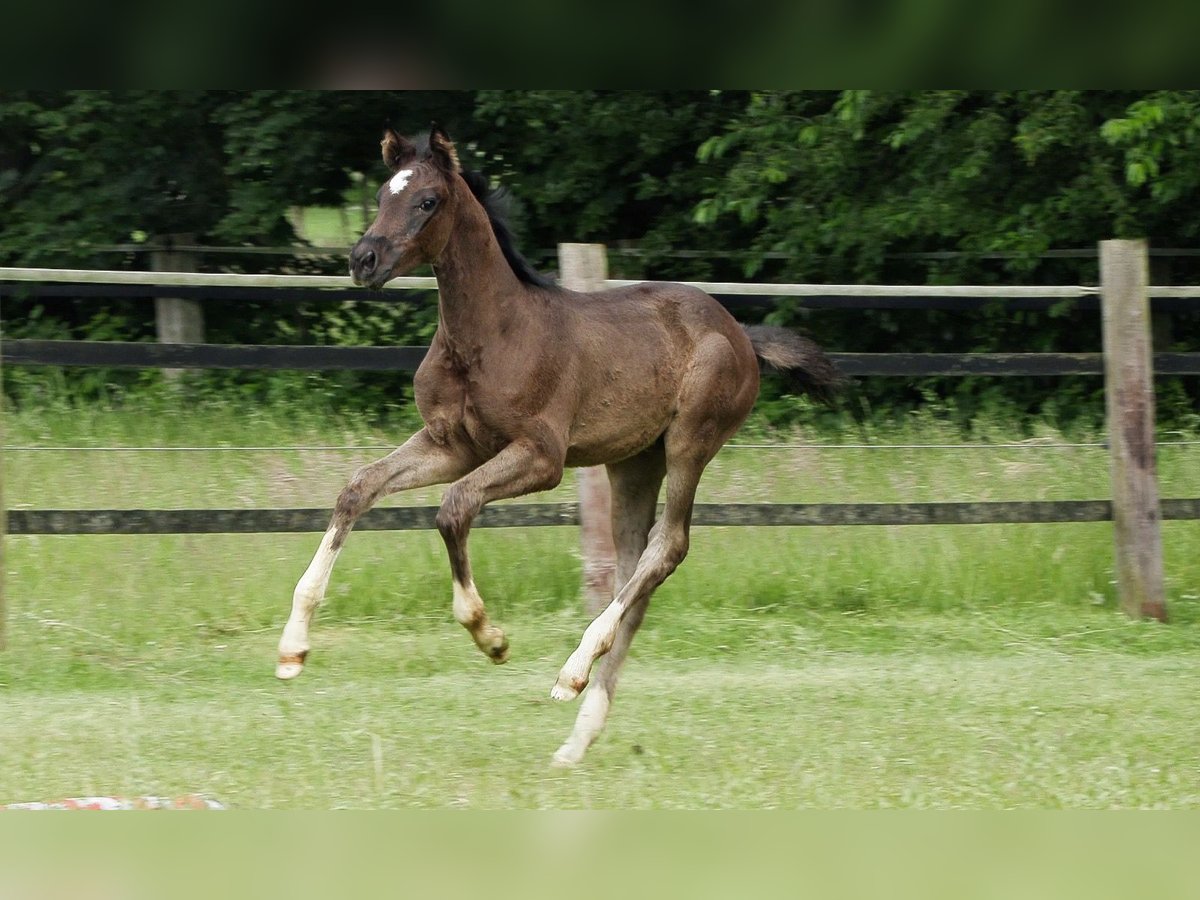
[0, 90, 475, 267]
[692, 91, 1179, 281]
[1100, 91, 1200, 226]
[693, 91, 1200, 426]
[471, 90, 753, 281]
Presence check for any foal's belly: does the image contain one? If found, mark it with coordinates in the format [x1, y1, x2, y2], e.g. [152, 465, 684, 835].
[561, 347, 686, 466]
[564, 407, 672, 468]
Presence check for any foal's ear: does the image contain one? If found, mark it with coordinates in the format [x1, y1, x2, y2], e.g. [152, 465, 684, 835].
[381, 128, 417, 172]
[428, 122, 461, 174]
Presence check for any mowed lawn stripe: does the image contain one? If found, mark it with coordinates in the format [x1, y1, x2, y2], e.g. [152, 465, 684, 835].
[4, 648, 1198, 808]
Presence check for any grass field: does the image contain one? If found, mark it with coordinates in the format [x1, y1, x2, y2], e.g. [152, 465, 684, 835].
[3, 400, 1200, 808]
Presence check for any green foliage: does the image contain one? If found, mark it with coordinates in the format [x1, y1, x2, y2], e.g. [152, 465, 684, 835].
[471, 90, 756, 281]
[1, 92, 225, 265]
[692, 91, 1200, 425]
[3, 91, 1200, 429]
[693, 91, 1167, 276]
[1100, 92, 1200, 207]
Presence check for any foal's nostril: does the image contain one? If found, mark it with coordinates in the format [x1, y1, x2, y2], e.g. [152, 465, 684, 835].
[352, 248, 377, 276]
[349, 244, 379, 283]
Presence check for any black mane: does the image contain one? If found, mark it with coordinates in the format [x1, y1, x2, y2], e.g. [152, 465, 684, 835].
[460, 169, 559, 290]
[404, 131, 557, 290]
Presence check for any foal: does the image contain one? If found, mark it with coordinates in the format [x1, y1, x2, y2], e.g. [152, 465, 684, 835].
[276, 126, 840, 766]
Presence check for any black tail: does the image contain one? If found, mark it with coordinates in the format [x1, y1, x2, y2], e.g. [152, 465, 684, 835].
[743, 325, 843, 406]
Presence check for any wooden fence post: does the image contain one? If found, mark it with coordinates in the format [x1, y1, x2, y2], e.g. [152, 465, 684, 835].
[151, 235, 203, 379]
[1100, 239, 1167, 621]
[558, 243, 617, 615]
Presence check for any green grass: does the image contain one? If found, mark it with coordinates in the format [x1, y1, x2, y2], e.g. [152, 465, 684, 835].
[3, 399, 1200, 807]
[289, 201, 371, 248]
[5, 637, 1200, 808]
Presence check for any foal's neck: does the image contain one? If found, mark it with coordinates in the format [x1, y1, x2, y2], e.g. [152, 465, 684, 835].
[432, 185, 524, 346]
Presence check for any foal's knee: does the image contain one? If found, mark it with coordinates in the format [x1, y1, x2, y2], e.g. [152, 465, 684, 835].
[333, 461, 391, 526]
[649, 529, 689, 579]
[530, 453, 564, 492]
[435, 486, 475, 544]
[663, 533, 689, 572]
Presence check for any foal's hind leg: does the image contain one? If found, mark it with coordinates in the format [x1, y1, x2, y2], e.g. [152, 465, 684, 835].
[277, 429, 476, 679]
[436, 437, 565, 661]
[552, 446, 666, 767]
[551, 334, 757, 703]
[550, 453, 701, 701]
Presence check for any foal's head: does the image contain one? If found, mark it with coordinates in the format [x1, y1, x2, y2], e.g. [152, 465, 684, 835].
[349, 125, 463, 288]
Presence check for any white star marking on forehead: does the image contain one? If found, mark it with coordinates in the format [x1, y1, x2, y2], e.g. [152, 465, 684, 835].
[388, 168, 414, 195]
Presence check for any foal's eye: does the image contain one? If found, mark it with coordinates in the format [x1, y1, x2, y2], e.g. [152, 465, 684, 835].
[418, 197, 437, 212]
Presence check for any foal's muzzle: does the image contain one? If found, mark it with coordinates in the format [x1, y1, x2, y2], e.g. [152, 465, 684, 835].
[349, 237, 386, 287]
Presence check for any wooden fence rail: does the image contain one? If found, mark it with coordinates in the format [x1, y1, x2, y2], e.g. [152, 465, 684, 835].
[3, 264, 1199, 299]
[7, 267, 1200, 312]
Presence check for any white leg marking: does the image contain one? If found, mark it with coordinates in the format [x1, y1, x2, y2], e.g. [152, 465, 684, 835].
[452, 579, 485, 627]
[277, 529, 342, 679]
[453, 580, 509, 663]
[551, 605, 622, 701]
[552, 685, 612, 767]
[552, 535, 675, 701]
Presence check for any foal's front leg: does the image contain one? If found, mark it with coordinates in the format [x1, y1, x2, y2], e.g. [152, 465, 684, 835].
[436, 438, 565, 661]
[276, 429, 476, 679]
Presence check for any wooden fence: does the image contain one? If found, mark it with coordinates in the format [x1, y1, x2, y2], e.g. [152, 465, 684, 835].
[2, 239, 1200, 643]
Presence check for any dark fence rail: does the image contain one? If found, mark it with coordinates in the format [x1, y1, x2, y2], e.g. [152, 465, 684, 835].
[10, 499, 1200, 535]
[2, 340, 430, 372]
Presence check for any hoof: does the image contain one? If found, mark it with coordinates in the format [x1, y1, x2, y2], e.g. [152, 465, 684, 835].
[479, 627, 509, 665]
[551, 655, 588, 700]
[550, 677, 585, 702]
[550, 747, 581, 768]
[276, 651, 307, 680]
[488, 640, 510, 664]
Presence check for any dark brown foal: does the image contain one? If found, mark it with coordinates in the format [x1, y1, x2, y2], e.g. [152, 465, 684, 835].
[276, 125, 840, 765]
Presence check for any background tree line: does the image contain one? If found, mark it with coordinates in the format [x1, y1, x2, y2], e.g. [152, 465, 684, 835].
[2, 90, 1198, 429]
